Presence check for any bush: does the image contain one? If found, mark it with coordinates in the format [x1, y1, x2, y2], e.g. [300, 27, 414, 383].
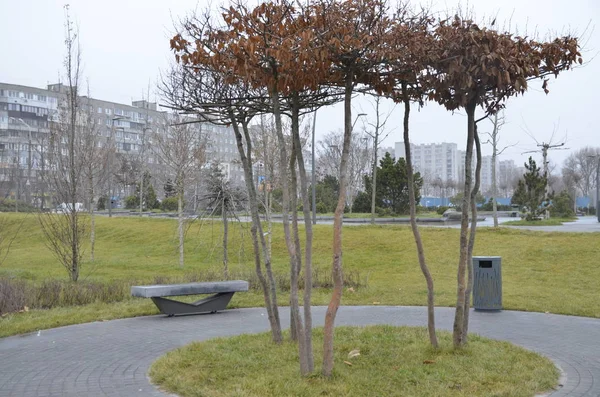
[97, 196, 107, 211]
[125, 195, 139, 209]
[436, 206, 450, 215]
[376, 207, 392, 217]
[0, 268, 367, 315]
[352, 191, 371, 213]
[161, 196, 181, 212]
[316, 202, 328, 214]
[550, 190, 575, 218]
[0, 198, 37, 213]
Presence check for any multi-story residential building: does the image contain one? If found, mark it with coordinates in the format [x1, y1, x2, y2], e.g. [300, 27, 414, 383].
[457, 151, 496, 194]
[395, 142, 460, 183]
[0, 82, 243, 208]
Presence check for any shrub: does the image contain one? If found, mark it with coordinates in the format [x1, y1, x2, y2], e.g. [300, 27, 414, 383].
[125, 195, 139, 209]
[352, 191, 371, 213]
[161, 197, 181, 212]
[0, 268, 367, 315]
[436, 206, 450, 215]
[316, 202, 328, 214]
[550, 190, 575, 218]
[97, 196, 107, 211]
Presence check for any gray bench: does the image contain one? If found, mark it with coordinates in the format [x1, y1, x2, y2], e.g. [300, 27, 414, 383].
[131, 280, 248, 317]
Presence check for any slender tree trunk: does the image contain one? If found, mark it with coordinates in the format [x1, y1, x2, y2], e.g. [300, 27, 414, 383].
[453, 100, 476, 348]
[370, 117, 379, 225]
[139, 171, 144, 215]
[269, 88, 302, 345]
[462, 126, 482, 343]
[289, 135, 308, 373]
[178, 180, 184, 268]
[491, 113, 499, 227]
[291, 93, 314, 373]
[89, 174, 95, 262]
[402, 85, 438, 348]
[323, 74, 353, 377]
[230, 114, 281, 343]
[222, 194, 229, 279]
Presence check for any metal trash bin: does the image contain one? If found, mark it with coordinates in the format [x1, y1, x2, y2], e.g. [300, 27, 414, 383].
[472, 256, 502, 311]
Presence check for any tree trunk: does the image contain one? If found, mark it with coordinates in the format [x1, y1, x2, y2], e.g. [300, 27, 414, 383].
[231, 114, 281, 343]
[453, 100, 476, 348]
[289, 135, 308, 374]
[222, 194, 229, 279]
[178, 182, 184, 268]
[462, 125, 482, 343]
[89, 174, 95, 262]
[402, 84, 438, 348]
[323, 74, 353, 377]
[269, 87, 302, 345]
[139, 171, 144, 215]
[292, 93, 315, 373]
[370, 120, 379, 225]
[491, 113, 499, 228]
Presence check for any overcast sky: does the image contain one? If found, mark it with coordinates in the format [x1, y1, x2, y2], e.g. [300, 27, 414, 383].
[1, 0, 598, 169]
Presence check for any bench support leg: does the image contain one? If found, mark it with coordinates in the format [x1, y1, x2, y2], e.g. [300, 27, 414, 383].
[151, 292, 236, 317]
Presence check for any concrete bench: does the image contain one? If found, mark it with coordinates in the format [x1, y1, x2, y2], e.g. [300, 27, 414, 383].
[131, 281, 248, 317]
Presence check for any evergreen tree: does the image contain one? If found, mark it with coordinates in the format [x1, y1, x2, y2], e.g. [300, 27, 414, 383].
[362, 153, 422, 215]
[163, 178, 176, 198]
[512, 157, 550, 220]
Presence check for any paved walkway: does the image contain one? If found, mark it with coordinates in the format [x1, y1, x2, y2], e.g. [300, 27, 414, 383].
[1, 306, 599, 397]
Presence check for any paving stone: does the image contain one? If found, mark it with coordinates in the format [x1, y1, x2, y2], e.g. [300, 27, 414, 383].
[1, 307, 599, 396]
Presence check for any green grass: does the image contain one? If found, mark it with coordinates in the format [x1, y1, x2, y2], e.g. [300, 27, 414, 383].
[150, 326, 558, 397]
[1, 213, 600, 337]
[503, 217, 577, 226]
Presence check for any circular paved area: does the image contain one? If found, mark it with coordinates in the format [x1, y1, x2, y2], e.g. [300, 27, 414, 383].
[1, 306, 599, 397]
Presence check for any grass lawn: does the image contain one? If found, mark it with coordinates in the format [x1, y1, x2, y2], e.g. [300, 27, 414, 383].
[1, 213, 600, 337]
[503, 217, 578, 226]
[150, 325, 558, 397]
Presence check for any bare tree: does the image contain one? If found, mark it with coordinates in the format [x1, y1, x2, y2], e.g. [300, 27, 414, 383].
[482, 112, 516, 227]
[362, 95, 394, 223]
[562, 147, 600, 205]
[39, 5, 89, 281]
[316, 130, 371, 210]
[152, 115, 207, 267]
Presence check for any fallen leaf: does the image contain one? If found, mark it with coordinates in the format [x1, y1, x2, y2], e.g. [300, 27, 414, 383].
[423, 360, 436, 364]
[348, 349, 360, 359]
[343, 361, 353, 366]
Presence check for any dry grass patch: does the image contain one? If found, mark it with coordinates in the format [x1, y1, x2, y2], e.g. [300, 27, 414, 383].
[150, 326, 558, 397]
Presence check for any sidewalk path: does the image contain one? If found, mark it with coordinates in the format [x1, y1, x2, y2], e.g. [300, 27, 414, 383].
[1, 306, 598, 396]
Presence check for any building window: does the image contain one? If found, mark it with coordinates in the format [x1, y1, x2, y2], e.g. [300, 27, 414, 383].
[98, 107, 102, 114]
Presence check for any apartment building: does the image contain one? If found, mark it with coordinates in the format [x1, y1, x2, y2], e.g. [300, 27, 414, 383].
[395, 141, 460, 183]
[0, 82, 243, 207]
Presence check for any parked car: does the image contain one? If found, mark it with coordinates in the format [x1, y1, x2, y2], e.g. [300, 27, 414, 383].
[54, 202, 85, 213]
